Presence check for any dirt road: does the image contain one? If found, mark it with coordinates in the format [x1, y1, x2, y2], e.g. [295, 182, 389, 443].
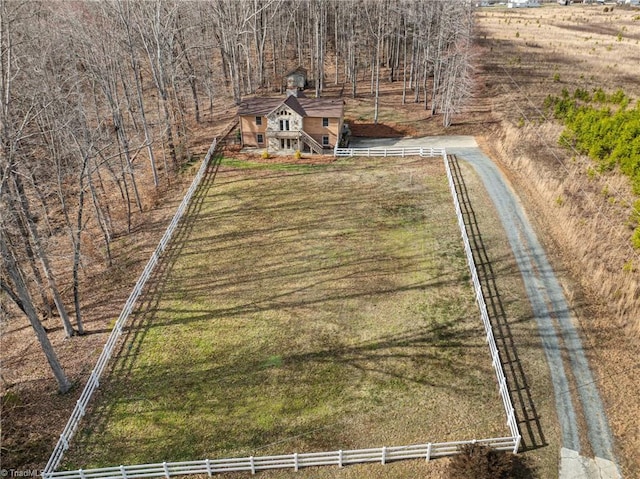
[350, 136, 621, 478]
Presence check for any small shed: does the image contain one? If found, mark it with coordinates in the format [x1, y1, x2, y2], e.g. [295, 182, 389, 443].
[285, 67, 307, 90]
[508, 0, 540, 6]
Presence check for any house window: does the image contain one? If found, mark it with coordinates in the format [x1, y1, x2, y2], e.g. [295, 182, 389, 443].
[322, 117, 329, 127]
[257, 134, 264, 144]
[322, 136, 329, 146]
[279, 119, 290, 131]
[255, 116, 262, 126]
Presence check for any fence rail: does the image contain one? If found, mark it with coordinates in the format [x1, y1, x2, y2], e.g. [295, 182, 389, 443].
[443, 154, 522, 450]
[43, 138, 219, 475]
[43, 437, 519, 479]
[334, 146, 445, 158]
[43, 146, 522, 479]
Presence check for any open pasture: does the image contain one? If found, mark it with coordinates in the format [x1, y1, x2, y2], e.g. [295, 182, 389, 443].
[65, 157, 508, 473]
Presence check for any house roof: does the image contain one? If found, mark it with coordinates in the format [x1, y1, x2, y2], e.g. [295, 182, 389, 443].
[238, 97, 282, 116]
[239, 96, 343, 118]
[279, 95, 307, 117]
[300, 98, 343, 118]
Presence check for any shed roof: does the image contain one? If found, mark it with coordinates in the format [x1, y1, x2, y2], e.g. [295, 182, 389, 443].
[239, 96, 343, 118]
[285, 66, 308, 77]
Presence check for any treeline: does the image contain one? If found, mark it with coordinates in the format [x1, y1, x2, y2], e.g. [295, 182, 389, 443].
[545, 87, 640, 248]
[0, 0, 474, 393]
[208, 0, 474, 124]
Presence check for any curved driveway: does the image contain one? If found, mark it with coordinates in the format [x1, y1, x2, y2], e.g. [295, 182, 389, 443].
[350, 136, 620, 477]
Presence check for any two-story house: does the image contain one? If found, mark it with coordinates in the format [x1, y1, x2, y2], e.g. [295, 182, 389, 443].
[238, 93, 344, 154]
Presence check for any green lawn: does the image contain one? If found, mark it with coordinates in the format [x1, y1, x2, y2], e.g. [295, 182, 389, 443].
[66, 157, 507, 469]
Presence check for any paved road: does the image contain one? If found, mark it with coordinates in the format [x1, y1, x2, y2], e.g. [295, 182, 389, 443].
[350, 136, 621, 478]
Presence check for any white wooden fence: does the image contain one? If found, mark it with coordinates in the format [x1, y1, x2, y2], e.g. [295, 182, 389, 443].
[443, 154, 521, 448]
[42, 139, 219, 475]
[43, 145, 522, 479]
[333, 143, 522, 447]
[334, 146, 446, 158]
[43, 437, 519, 479]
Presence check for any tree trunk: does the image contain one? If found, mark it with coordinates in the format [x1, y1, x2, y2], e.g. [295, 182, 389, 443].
[71, 155, 89, 336]
[402, 26, 407, 105]
[0, 233, 72, 393]
[12, 174, 76, 337]
[87, 163, 113, 266]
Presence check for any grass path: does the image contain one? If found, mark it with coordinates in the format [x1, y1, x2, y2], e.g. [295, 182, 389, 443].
[65, 157, 507, 470]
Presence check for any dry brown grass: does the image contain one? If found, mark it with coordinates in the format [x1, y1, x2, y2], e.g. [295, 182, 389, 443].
[474, 4, 640, 476]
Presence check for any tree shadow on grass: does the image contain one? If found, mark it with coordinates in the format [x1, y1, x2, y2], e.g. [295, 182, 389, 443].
[447, 154, 547, 452]
[70, 317, 491, 467]
[65, 154, 509, 468]
[63, 145, 227, 465]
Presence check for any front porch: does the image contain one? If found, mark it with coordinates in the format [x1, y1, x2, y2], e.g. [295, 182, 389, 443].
[265, 129, 325, 154]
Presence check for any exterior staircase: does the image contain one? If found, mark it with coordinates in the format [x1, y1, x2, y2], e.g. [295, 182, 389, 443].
[298, 129, 324, 155]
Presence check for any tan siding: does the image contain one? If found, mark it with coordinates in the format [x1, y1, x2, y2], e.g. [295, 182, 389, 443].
[241, 105, 343, 151]
[240, 115, 267, 147]
[303, 117, 341, 148]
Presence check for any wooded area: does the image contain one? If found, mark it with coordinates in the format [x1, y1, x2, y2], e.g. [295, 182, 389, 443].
[0, 0, 474, 393]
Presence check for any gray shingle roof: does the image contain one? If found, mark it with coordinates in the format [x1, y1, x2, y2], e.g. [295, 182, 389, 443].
[284, 66, 308, 77]
[239, 96, 343, 118]
[280, 95, 307, 117]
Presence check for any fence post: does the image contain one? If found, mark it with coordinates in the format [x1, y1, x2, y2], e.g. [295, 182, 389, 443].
[443, 151, 521, 456]
[250, 456, 256, 475]
[338, 449, 344, 468]
[90, 371, 99, 388]
[294, 453, 299, 471]
[381, 446, 387, 464]
[426, 443, 432, 461]
[513, 435, 522, 454]
[42, 136, 220, 475]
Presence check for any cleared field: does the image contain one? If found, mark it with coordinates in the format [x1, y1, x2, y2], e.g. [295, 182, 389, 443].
[64, 157, 508, 472]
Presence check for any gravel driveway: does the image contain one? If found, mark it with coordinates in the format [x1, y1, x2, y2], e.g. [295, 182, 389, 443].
[349, 136, 621, 478]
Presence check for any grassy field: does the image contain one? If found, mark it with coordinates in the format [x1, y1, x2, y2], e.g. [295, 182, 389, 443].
[64, 157, 510, 473]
